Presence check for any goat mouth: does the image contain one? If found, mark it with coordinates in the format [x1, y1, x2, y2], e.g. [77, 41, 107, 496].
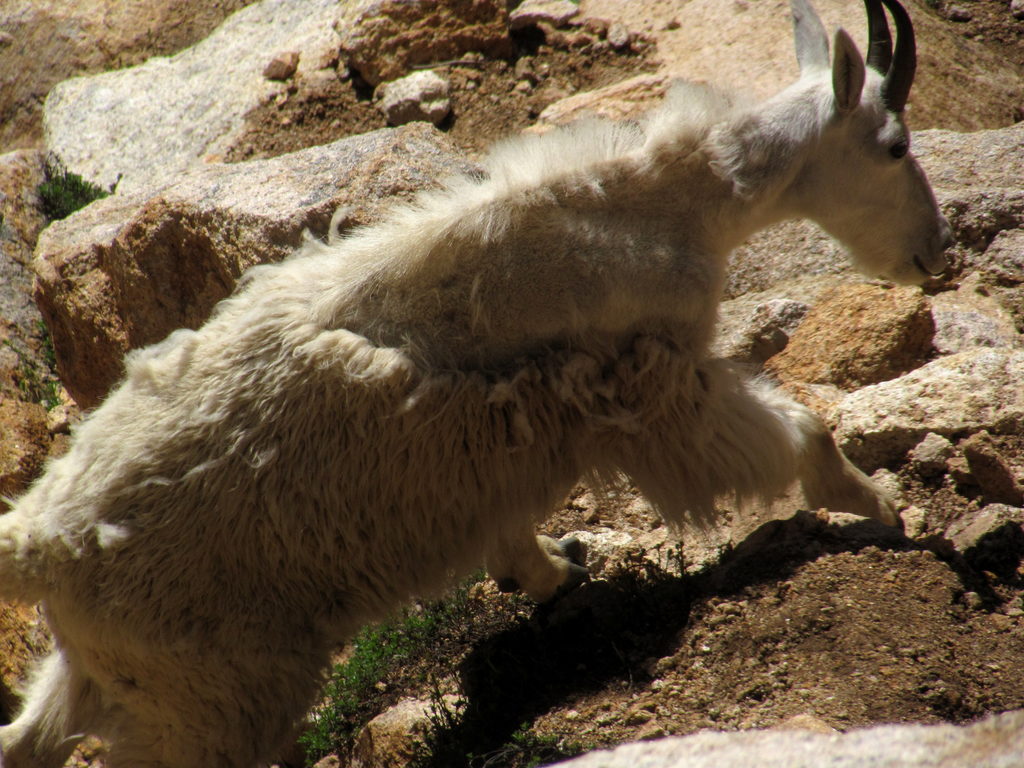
[913, 253, 945, 277]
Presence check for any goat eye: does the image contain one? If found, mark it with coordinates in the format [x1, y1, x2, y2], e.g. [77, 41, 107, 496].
[890, 141, 909, 159]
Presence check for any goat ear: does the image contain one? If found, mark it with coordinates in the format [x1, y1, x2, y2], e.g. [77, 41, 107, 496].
[791, 0, 830, 73]
[832, 29, 866, 113]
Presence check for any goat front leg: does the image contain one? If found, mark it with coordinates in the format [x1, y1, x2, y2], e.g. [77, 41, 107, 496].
[732, 378, 899, 526]
[486, 522, 589, 603]
[618, 362, 898, 528]
[790, 404, 900, 526]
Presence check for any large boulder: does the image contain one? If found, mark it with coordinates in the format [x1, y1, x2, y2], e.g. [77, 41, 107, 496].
[0, 149, 47, 267]
[533, 74, 671, 128]
[0, 600, 50, 723]
[929, 275, 1022, 355]
[42, 0, 344, 193]
[0, 0, 252, 153]
[0, 150, 49, 369]
[765, 284, 933, 390]
[553, 709, 1024, 768]
[0, 399, 49, 501]
[32, 124, 475, 408]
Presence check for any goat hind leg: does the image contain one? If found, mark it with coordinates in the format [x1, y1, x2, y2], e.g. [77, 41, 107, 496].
[0, 649, 95, 768]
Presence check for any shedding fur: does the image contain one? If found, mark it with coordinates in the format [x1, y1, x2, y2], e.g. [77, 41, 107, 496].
[0, 1, 952, 766]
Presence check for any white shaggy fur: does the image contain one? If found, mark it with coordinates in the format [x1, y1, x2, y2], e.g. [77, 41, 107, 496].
[0, 1, 950, 765]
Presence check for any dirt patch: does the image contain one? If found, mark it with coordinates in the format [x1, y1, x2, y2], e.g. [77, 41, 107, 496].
[931, 0, 1024, 73]
[532, 522, 1023, 748]
[288, 432, 1024, 768]
[225, 31, 656, 163]
[354, 507, 1024, 768]
[925, 0, 1024, 123]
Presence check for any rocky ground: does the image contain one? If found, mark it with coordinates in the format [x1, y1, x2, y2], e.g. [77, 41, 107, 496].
[2, 0, 1024, 767]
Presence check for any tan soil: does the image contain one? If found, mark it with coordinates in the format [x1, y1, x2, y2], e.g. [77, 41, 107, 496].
[226, 35, 657, 163]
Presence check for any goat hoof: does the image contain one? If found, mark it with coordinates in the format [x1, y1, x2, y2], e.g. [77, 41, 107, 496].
[558, 536, 587, 567]
[551, 562, 591, 601]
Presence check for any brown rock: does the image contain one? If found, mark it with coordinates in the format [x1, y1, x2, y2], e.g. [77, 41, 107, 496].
[0, 600, 50, 722]
[0, 149, 47, 265]
[263, 51, 300, 81]
[351, 698, 441, 768]
[533, 74, 670, 129]
[777, 713, 838, 734]
[946, 504, 1024, 578]
[929, 275, 1021, 355]
[509, 0, 580, 31]
[606, 22, 632, 51]
[765, 284, 934, 390]
[909, 432, 956, 477]
[0, 398, 49, 501]
[32, 124, 476, 408]
[0, 150, 54, 401]
[958, 431, 1024, 506]
[335, 0, 512, 86]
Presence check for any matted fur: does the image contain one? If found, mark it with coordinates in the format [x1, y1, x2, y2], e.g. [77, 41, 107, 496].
[0, 1, 950, 765]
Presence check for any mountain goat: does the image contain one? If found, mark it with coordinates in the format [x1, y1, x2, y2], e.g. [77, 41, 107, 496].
[0, 0, 950, 765]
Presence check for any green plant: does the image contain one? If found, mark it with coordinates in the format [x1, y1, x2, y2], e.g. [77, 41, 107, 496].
[300, 574, 484, 764]
[37, 154, 116, 222]
[301, 546, 690, 768]
[412, 686, 588, 768]
[488, 725, 586, 768]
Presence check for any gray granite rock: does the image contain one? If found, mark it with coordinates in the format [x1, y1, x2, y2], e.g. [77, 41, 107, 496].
[42, 0, 343, 194]
[553, 709, 1024, 768]
[831, 349, 1024, 471]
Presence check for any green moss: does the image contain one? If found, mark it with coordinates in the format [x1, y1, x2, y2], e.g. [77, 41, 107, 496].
[2, 325, 61, 410]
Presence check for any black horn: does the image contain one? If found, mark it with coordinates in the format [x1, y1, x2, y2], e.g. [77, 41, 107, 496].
[875, 0, 916, 113]
[864, 0, 892, 73]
